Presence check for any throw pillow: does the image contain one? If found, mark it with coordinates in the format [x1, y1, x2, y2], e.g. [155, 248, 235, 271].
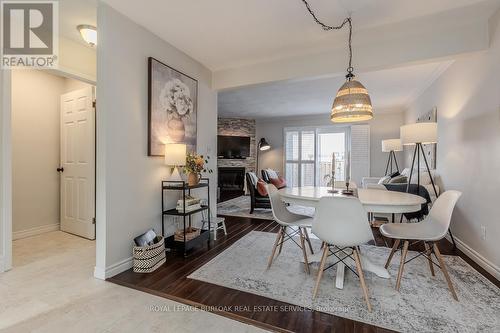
[265, 168, 279, 179]
[256, 180, 268, 196]
[247, 172, 259, 186]
[389, 175, 408, 184]
[270, 176, 287, 189]
[378, 176, 391, 184]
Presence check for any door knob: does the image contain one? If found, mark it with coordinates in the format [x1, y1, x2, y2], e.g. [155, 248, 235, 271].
[57, 167, 64, 172]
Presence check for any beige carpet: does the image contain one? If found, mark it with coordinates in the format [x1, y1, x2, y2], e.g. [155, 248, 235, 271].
[189, 231, 500, 333]
[217, 195, 314, 220]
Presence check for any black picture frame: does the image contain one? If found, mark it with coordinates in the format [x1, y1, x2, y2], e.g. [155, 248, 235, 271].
[148, 57, 198, 156]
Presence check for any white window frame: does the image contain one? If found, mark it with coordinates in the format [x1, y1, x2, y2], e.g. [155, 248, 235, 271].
[283, 127, 316, 187]
[283, 125, 350, 187]
[316, 126, 351, 184]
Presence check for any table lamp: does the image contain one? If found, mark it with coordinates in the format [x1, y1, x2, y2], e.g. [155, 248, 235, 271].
[381, 138, 402, 175]
[164, 143, 186, 182]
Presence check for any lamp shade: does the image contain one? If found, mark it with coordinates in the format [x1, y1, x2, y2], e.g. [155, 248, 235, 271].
[164, 143, 186, 166]
[331, 79, 373, 123]
[400, 123, 437, 145]
[258, 138, 271, 151]
[382, 139, 403, 152]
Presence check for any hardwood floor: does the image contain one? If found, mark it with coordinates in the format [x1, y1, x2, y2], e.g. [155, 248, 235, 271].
[109, 215, 499, 333]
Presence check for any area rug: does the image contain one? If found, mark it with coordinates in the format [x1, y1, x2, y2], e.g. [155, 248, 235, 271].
[188, 231, 500, 332]
[216, 195, 314, 220]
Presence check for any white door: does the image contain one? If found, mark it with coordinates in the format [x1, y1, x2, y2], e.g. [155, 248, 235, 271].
[59, 87, 95, 239]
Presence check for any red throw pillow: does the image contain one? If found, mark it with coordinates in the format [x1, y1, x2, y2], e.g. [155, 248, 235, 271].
[256, 179, 268, 196]
[270, 176, 287, 189]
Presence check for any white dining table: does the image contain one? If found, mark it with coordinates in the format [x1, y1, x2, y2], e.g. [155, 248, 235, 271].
[278, 186, 426, 289]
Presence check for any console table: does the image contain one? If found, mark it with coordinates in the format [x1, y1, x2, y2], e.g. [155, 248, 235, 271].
[162, 178, 211, 257]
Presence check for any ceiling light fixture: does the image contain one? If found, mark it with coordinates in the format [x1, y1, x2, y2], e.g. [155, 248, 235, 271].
[77, 24, 97, 47]
[301, 0, 373, 123]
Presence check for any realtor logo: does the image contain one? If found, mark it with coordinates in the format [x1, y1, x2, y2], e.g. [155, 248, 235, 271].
[1, 1, 58, 68]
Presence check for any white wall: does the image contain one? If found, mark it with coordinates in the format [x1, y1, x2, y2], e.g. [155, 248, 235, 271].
[11, 71, 65, 235]
[255, 112, 405, 178]
[404, 11, 500, 278]
[59, 37, 97, 81]
[95, 3, 217, 279]
[11, 71, 93, 238]
[0, 71, 12, 271]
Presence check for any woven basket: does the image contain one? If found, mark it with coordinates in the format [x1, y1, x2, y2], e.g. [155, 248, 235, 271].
[133, 236, 166, 273]
[174, 227, 200, 241]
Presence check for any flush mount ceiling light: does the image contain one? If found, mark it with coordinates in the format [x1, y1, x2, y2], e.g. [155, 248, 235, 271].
[301, 0, 373, 123]
[77, 24, 97, 46]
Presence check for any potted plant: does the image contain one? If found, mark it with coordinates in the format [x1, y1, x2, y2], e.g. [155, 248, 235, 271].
[184, 153, 213, 186]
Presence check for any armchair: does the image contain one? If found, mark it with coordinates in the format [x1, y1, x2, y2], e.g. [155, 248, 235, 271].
[246, 173, 271, 214]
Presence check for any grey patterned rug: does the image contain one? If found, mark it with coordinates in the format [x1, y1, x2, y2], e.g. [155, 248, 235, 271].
[188, 231, 500, 332]
[217, 195, 314, 220]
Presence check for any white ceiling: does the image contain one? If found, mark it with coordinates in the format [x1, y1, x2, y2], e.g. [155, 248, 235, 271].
[60, 0, 96, 47]
[218, 61, 452, 119]
[100, 0, 490, 70]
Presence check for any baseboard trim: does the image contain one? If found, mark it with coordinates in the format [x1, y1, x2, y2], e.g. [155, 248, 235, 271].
[447, 235, 500, 281]
[94, 256, 133, 280]
[12, 223, 60, 240]
[0, 256, 4, 272]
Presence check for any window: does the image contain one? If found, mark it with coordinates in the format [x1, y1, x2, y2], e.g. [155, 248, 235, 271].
[284, 126, 349, 187]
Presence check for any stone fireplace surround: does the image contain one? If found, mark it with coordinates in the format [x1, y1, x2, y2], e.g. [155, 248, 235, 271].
[217, 118, 256, 199]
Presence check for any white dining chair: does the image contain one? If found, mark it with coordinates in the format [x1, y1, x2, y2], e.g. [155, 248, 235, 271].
[380, 190, 462, 301]
[266, 184, 314, 274]
[312, 196, 374, 312]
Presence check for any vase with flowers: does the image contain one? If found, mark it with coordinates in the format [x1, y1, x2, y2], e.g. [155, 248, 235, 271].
[184, 153, 213, 186]
[160, 78, 194, 142]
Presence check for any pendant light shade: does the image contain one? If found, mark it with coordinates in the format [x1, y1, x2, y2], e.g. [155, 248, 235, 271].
[331, 79, 373, 123]
[301, 1, 374, 124]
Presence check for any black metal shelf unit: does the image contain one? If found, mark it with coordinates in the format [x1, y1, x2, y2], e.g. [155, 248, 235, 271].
[162, 178, 211, 257]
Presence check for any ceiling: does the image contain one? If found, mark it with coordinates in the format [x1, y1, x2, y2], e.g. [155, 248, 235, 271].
[218, 61, 452, 119]
[100, 0, 491, 70]
[60, 0, 96, 47]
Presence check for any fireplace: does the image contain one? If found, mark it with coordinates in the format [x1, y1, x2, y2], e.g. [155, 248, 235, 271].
[218, 167, 245, 202]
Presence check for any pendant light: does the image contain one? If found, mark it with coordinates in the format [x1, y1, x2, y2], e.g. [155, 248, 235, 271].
[301, 1, 373, 123]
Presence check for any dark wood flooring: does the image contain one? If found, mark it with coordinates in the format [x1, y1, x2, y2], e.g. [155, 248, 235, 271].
[109, 215, 499, 333]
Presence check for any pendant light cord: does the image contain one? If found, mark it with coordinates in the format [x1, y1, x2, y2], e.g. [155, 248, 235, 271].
[300, 0, 353, 78]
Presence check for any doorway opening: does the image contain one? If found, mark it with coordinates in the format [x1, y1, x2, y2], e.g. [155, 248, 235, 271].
[11, 69, 96, 267]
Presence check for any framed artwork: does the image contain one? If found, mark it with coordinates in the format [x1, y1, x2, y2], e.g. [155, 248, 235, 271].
[417, 106, 437, 169]
[148, 57, 198, 156]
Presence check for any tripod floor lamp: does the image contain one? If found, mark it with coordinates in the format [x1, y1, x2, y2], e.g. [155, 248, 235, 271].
[382, 139, 402, 175]
[400, 122, 456, 247]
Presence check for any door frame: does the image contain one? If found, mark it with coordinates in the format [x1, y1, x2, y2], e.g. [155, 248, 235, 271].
[0, 68, 96, 272]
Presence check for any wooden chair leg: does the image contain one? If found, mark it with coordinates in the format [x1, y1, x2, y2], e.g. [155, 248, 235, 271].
[396, 240, 409, 291]
[278, 226, 286, 255]
[304, 228, 314, 254]
[313, 245, 329, 299]
[299, 228, 310, 274]
[222, 221, 227, 235]
[433, 243, 459, 301]
[424, 242, 435, 276]
[267, 227, 282, 270]
[353, 247, 372, 312]
[385, 239, 400, 269]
